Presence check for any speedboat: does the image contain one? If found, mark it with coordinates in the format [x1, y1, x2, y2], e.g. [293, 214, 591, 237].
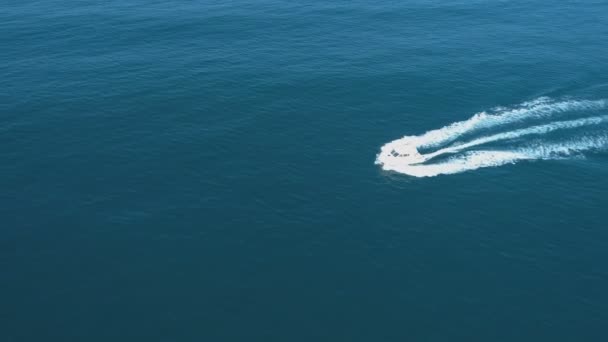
[381, 140, 427, 165]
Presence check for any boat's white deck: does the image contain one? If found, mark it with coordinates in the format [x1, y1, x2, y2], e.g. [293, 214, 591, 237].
[379, 140, 427, 165]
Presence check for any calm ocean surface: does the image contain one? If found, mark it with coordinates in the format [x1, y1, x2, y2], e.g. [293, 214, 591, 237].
[2, 0, 608, 340]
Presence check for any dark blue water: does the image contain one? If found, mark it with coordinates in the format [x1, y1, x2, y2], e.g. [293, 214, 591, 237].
[3, 1, 608, 340]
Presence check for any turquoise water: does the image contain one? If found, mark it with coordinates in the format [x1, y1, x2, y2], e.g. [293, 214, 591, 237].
[3, 0, 608, 340]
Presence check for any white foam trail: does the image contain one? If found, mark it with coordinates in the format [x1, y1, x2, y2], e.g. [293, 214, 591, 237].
[384, 150, 531, 178]
[411, 98, 606, 148]
[382, 136, 608, 178]
[423, 115, 608, 160]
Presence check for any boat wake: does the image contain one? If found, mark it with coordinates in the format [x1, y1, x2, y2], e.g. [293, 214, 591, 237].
[375, 97, 608, 177]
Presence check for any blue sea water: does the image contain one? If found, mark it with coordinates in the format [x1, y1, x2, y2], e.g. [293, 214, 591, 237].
[2, 0, 608, 340]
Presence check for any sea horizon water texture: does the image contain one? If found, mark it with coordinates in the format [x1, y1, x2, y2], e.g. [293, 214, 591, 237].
[2, 0, 608, 341]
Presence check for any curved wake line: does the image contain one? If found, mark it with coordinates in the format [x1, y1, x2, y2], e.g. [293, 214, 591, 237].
[424, 115, 608, 160]
[412, 98, 606, 149]
[376, 97, 608, 177]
